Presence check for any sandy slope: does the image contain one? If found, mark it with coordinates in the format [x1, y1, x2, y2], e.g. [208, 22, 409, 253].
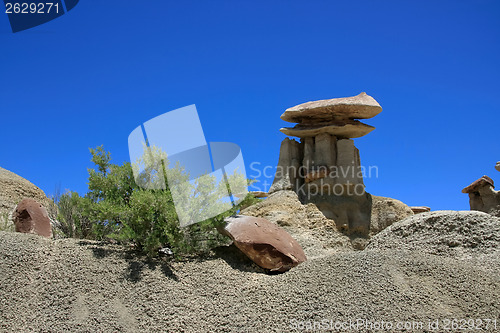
[1, 228, 499, 333]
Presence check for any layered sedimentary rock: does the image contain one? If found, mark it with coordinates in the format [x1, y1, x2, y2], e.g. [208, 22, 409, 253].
[462, 175, 500, 216]
[271, 92, 382, 236]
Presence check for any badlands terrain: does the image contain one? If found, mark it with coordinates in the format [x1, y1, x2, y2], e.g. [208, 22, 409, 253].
[1, 191, 499, 332]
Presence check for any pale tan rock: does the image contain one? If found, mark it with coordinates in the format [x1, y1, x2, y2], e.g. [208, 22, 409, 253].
[281, 92, 382, 123]
[280, 122, 374, 139]
[371, 196, 414, 235]
[496, 162, 500, 172]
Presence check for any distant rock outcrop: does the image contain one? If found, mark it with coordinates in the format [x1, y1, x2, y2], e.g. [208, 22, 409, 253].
[496, 161, 500, 172]
[462, 175, 500, 217]
[0, 167, 55, 228]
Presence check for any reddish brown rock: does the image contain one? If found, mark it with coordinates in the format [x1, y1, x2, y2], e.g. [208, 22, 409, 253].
[221, 215, 306, 272]
[12, 198, 52, 238]
[411, 206, 431, 214]
[462, 175, 494, 194]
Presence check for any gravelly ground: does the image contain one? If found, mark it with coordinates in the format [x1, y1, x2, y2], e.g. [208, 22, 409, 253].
[1, 228, 499, 333]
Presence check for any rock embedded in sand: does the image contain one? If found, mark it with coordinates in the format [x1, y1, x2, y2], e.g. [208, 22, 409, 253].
[12, 198, 52, 238]
[220, 215, 307, 272]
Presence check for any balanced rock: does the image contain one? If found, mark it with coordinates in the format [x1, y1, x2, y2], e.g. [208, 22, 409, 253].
[271, 93, 382, 236]
[462, 175, 500, 216]
[220, 215, 307, 272]
[281, 92, 382, 123]
[280, 93, 381, 140]
[12, 198, 53, 238]
[496, 162, 500, 172]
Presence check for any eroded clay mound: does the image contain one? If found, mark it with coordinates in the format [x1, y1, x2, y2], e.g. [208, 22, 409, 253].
[0, 167, 56, 221]
[367, 210, 500, 258]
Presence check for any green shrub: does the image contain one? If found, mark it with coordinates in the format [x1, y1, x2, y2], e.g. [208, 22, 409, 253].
[56, 145, 258, 257]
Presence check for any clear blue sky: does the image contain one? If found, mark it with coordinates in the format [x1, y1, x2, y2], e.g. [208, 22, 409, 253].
[1, 0, 499, 211]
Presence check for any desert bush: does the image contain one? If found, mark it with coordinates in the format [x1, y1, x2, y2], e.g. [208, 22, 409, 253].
[56, 145, 258, 257]
[56, 191, 95, 239]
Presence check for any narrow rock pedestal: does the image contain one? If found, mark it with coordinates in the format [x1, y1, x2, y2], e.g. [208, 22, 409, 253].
[462, 175, 500, 216]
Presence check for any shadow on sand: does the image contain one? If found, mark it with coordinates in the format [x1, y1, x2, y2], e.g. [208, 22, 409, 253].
[77, 240, 179, 282]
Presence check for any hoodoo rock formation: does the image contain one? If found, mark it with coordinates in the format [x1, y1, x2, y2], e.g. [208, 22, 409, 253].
[462, 175, 500, 217]
[270, 93, 382, 236]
